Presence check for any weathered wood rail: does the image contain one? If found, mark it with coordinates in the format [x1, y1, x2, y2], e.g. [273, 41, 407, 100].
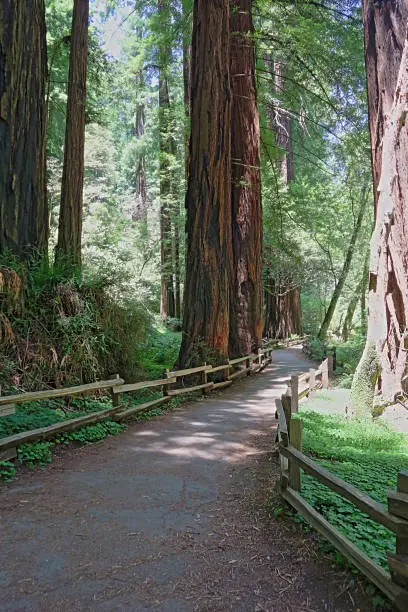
[0, 345, 275, 459]
[276, 356, 408, 611]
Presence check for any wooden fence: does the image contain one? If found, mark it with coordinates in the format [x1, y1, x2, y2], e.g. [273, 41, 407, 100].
[0, 345, 274, 461]
[276, 358, 408, 611]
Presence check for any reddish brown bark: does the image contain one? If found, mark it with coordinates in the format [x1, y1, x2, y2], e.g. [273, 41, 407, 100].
[363, 0, 408, 215]
[352, 3, 408, 410]
[56, 0, 89, 271]
[229, 0, 263, 358]
[177, 0, 232, 367]
[0, 0, 48, 259]
[263, 281, 301, 340]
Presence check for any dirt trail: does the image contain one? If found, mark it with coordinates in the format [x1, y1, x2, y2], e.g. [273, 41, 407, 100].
[0, 348, 375, 611]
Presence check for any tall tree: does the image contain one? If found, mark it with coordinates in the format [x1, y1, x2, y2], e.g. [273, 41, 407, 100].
[351, 1, 408, 413]
[55, 0, 89, 271]
[318, 184, 369, 340]
[132, 70, 148, 222]
[177, 0, 232, 367]
[158, 0, 176, 319]
[229, 0, 263, 357]
[0, 0, 48, 259]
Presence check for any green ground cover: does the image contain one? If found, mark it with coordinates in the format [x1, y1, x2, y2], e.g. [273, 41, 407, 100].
[296, 407, 408, 568]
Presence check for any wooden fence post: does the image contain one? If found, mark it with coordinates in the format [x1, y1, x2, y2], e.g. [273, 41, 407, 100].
[276, 398, 289, 490]
[163, 368, 170, 396]
[309, 368, 316, 396]
[328, 354, 334, 380]
[387, 471, 408, 589]
[322, 359, 329, 389]
[258, 348, 262, 368]
[281, 393, 292, 438]
[289, 418, 302, 491]
[111, 374, 121, 407]
[246, 357, 251, 375]
[290, 375, 299, 413]
[202, 363, 208, 394]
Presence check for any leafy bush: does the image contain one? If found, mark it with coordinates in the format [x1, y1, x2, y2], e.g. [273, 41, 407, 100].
[0, 460, 16, 481]
[63, 420, 125, 444]
[18, 442, 54, 467]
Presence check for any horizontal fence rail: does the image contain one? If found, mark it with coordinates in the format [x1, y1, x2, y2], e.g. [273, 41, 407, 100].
[276, 354, 408, 611]
[0, 344, 276, 458]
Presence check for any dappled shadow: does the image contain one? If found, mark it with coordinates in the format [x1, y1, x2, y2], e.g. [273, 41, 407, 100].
[0, 348, 315, 611]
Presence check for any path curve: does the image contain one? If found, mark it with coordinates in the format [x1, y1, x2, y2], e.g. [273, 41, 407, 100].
[0, 349, 374, 611]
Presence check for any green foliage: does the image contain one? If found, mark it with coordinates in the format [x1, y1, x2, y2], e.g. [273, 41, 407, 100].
[63, 420, 125, 444]
[296, 410, 408, 568]
[135, 324, 181, 378]
[18, 442, 54, 468]
[0, 461, 16, 481]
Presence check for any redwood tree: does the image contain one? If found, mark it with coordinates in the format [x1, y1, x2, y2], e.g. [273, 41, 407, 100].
[229, 0, 263, 357]
[55, 0, 89, 271]
[177, 0, 232, 367]
[351, 1, 408, 413]
[0, 0, 48, 259]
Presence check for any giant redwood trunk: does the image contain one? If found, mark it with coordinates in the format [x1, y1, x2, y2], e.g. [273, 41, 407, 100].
[177, 0, 232, 367]
[56, 0, 89, 271]
[264, 282, 301, 339]
[229, 0, 263, 358]
[0, 0, 48, 259]
[351, 2, 408, 413]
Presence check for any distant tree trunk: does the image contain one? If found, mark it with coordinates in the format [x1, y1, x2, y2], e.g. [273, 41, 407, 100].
[273, 61, 294, 184]
[177, 0, 232, 367]
[351, 3, 408, 414]
[182, 0, 192, 181]
[264, 281, 301, 339]
[159, 73, 175, 318]
[228, 0, 263, 358]
[133, 72, 148, 222]
[56, 0, 89, 271]
[342, 250, 369, 342]
[318, 186, 368, 341]
[0, 0, 48, 260]
[158, 0, 175, 319]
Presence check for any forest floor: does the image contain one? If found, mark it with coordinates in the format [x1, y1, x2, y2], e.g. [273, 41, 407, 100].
[0, 348, 377, 611]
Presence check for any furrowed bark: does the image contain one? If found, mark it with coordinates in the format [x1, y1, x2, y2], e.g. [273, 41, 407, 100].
[0, 0, 48, 260]
[263, 282, 301, 339]
[229, 0, 263, 358]
[177, 0, 232, 367]
[352, 3, 408, 414]
[56, 0, 89, 271]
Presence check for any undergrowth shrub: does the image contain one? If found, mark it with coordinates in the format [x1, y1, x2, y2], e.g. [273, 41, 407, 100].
[0, 256, 152, 391]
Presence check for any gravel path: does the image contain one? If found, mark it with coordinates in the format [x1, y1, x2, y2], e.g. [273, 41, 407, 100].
[0, 348, 375, 611]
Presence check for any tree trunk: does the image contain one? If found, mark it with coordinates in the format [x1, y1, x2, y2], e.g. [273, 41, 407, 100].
[264, 281, 301, 339]
[318, 186, 368, 341]
[351, 3, 408, 414]
[273, 61, 294, 184]
[177, 0, 232, 368]
[55, 0, 89, 272]
[228, 0, 263, 358]
[360, 250, 369, 338]
[342, 250, 369, 342]
[133, 72, 148, 222]
[0, 0, 48, 260]
[159, 72, 175, 318]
